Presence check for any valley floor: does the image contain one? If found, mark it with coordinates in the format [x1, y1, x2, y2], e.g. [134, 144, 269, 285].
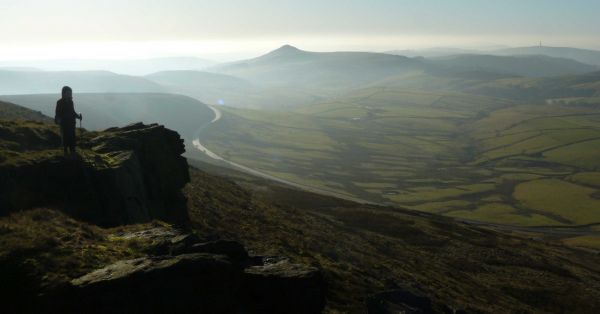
[197, 88, 600, 241]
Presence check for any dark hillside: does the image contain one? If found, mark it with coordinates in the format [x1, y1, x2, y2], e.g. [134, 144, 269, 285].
[187, 160, 600, 313]
[0, 100, 51, 122]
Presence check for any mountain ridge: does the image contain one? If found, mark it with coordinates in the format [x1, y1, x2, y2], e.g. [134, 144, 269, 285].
[0, 70, 166, 95]
[493, 45, 600, 66]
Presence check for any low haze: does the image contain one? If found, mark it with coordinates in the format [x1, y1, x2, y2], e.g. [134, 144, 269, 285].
[1, 0, 599, 61]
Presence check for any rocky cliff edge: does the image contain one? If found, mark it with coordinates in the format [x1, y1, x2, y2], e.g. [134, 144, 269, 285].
[0, 121, 189, 226]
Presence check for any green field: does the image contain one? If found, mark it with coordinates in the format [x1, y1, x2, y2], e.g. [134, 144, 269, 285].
[199, 87, 600, 226]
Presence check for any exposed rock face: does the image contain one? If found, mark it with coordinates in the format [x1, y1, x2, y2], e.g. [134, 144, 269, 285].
[56, 227, 326, 314]
[243, 259, 325, 314]
[0, 122, 189, 226]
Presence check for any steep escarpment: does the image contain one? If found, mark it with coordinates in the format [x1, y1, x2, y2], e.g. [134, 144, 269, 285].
[0, 121, 189, 226]
[0, 100, 50, 122]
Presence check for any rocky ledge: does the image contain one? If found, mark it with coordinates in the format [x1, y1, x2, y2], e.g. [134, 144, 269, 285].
[0, 120, 326, 313]
[0, 121, 189, 226]
[46, 227, 325, 314]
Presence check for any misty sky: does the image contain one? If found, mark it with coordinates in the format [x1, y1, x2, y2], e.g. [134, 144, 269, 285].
[1, 0, 599, 60]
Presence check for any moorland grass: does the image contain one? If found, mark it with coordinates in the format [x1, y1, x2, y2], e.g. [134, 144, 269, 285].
[514, 179, 600, 225]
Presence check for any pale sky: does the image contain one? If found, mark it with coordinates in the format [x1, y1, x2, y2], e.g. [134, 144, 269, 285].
[1, 0, 599, 61]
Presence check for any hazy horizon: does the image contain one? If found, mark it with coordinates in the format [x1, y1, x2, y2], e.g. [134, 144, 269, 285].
[1, 0, 599, 62]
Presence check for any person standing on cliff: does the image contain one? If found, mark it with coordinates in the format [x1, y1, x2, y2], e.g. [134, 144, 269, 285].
[55, 86, 82, 158]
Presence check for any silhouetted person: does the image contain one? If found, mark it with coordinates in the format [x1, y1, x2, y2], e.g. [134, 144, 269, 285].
[55, 86, 82, 157]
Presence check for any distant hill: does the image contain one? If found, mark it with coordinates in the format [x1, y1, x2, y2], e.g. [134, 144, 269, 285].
[0, 67, 42, 72]
[493, 46, 600, 66]
[464, 70, 600, 100]
[146, 70, 251, 90]
[370, 68, 600, 101]
[208, 45, 425, 90]
[429, 54, 597, 77]
[146, 70, 254, 105]
[0, 57, 216, 76]
[145, 70, 324, 109]
[202, 45, 598, 109]
[385, 47, 481, 58]
[0, 70, 165, 95]
[0, 100, 51, 122]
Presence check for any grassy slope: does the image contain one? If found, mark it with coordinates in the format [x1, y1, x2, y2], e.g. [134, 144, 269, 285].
[199, 87, 600, 227]
[186, 161, 600, 313]
[0, 100, 51, 122]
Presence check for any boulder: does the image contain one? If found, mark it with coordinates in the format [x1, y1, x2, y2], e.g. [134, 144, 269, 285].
[64, 253, 241, 314]
[243, 259, 326, 314]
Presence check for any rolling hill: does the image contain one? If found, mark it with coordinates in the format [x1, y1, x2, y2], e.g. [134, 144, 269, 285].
[462, 70, 600, 100]
[384, 47, 481, 58]
[145, 70, 255, 106]
[0, 57, 215, 76]
[173, 45, 597, 110]
[145, 70, 325, 109]
[0, 70, 165, 95]
[493, 46, 600, 66]
[429, 54, 597, 77]
[365, 67, 600, 102]
[208, 45, 425, 91]
[386, 45, 600, 67]
[0, 100, 51, 122]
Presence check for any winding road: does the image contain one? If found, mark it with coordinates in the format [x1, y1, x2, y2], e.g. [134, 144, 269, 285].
[192, 105, 376, 204]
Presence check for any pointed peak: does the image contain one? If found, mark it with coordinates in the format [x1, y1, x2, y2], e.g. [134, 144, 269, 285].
[266, 45, 304, 56]
[252, 44, 312, 62]
[277, 44, 301, 51]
